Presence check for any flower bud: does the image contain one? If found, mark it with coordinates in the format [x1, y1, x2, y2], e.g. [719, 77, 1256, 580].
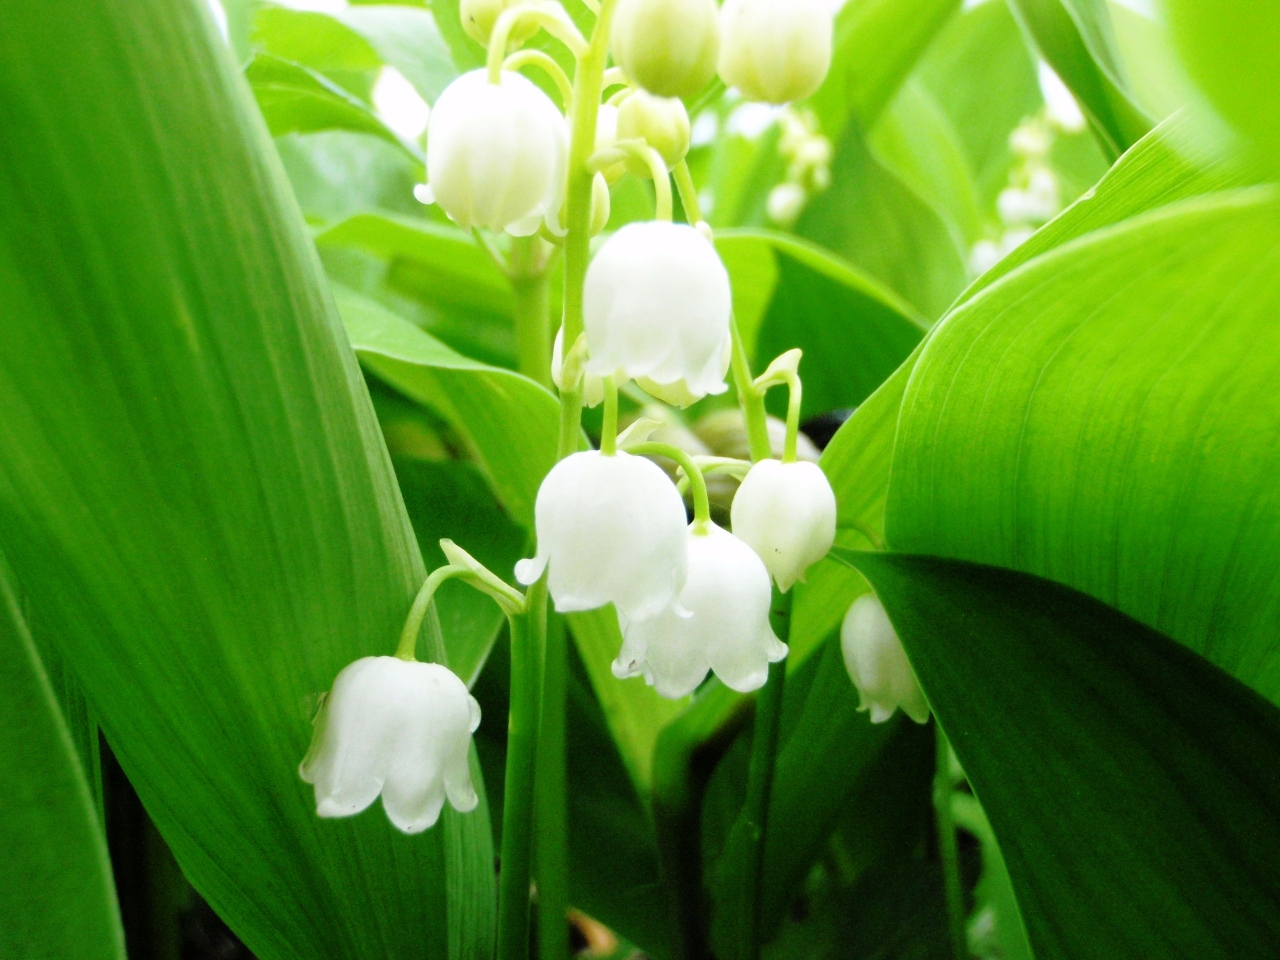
[585, 221, 732, 406]
[717, 0, 834, 105]
[611, 0, 720, 99]
[300, 657, 481, 833]
[460, 0, 538, 47]
[840, 595, 930, 725]
[516, 450, 688, 622]
[552, 328, 605, 407]
[731, 459, 836, 592]
[614, 523, 787, 698]
[546, 172, 612, 238]
[616, 91, 691, 175]
[426, 69, 567, 235]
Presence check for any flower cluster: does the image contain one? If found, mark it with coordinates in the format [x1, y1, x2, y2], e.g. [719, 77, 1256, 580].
[767, 107, 833, 228]
[300, 0, 841, 835]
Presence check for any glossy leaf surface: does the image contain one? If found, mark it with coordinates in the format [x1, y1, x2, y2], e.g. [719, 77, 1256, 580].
[847, 550, 1280, 960]
[0, 2, 493, 957]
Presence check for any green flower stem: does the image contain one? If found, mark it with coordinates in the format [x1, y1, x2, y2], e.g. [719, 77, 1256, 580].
[395, 565, 467, 660]
[601, 376, 618, 455]
[509, 236, 555, 389]
[488, 5, 587, 84]
[673, 160, 703, 225]
[753, 366, 802, 464]
[535, 609, 570, 960]
[497, 584, 546, 960]
[730, 320, 773, 463]
[504, 49, 575, 109]
[737, 590, 791, 960]
[623, 441, 711, 527]
[935, 726, 968, 960]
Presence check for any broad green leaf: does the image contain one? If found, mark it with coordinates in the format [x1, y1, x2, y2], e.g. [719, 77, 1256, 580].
[870, 79, 983, 247]
[951, 793, 1035, 960]
[337, 283, 559, 526]
[716, 230, 926, 417]
[1164, 0, 1280, 172]
[848, 551, 1280, 959]
[809, 0, 962, 140]
[276, 131, 423, 223]
[395, 457, 527, 686]
[0, 562, 125, 960]
[253, 3, 459, 102]
[888, 187, 1280, 705]
[962, 112, 1259, 301]
[1006, 0, 1152, 156]
[0, 1, 493, 957]
[570, 608, 687, 794]
[798, 124, 969, 320]
[246, 54, 421, 159]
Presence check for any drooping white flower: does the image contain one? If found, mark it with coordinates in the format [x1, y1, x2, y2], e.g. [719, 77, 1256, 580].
[425, 69, 567, 236]
[516, 451, 688, 621]
[614, 523, 787, 698]
[300, 657, 481, 834]
[731, 459, 836, 592]
[584, 221, 732, 406]
[611, 0, 721, 100]
[717, 0, 834, 105]
[840, 595, 930, 725]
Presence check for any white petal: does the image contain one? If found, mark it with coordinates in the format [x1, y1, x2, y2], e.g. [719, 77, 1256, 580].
[840, 595, 929, 725]
[731, 459, 837, 592]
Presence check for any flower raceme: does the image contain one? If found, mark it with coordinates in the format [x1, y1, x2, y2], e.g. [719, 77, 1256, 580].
[840, 595, 930, 725]
[731, 459, 837, 592]
[584, 221, 732, 407]
[718, 0, 835, 105]
[300, 657, 482, 834]
[516, 450, 689, 622]
[424, 69, 567, 236]
[613, 522, 788, 698]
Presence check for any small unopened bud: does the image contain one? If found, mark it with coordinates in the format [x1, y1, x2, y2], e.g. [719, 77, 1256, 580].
[546, 172, 612, 238]
[767, 182, 807, 224]
[731, 459, 836, 592]
[840, 595, 930, 725]
[718, 0, 834, 105]
[460, 0, 538, 47]
[611, 0, 721, 99]
[617, 91, 691, 175]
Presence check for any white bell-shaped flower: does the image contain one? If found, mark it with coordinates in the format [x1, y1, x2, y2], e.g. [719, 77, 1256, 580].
[611, 0, 721, 99]
[516, 451, 688, 622]
[731, 459, 836, 592]
[718, 0, 834, 105]
[613, 523, 787, 699]
[584, 221, 732, 406]
[840, 595, 930, 725]
[425, 69, 567, 236]
[300, 657, 482, 834]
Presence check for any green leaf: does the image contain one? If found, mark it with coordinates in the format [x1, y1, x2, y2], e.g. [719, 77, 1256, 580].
[716, 230, 925, 417]
[246, 54, 421, 159]
[276, 131, 423, 224]
[0, 1, 493, 957]
[1164, 0, 1280, 172]
[870, 79, 983, 247]
[0, 561, 125, 960]
[1006, 0, 1152, 156]
[395, 457, 527, 686]
[914, 0, 1043, 209]
[337, 283, 560, 527]
[797, 124, 969, 320]
[847, 550, 1280, 959]
[962, 111, 1260, 301]
[253, 4, 459, 103]
[809, 0, 962, 140]
[888, 187, 1280, 706]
